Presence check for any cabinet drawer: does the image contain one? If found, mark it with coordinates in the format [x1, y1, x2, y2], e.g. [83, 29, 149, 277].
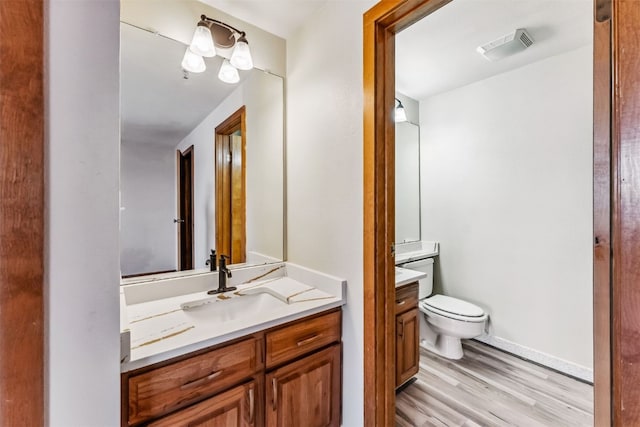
[148, 380, 257, 427]
[128, 337, 262, 426]
[266, 310, 341, 368]
[395, 282, 419, 315]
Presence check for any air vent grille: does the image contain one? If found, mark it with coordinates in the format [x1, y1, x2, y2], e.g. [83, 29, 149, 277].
[519, 31, 533, 47]
[476, 28, 535, 61]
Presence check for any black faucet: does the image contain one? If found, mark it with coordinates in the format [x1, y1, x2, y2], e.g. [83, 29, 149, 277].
[207, 254, 236, 294]
[205, 249, 217, 271]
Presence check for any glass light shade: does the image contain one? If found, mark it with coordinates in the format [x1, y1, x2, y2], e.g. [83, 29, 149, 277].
[189, 24, 216, 57]
[395, 105, 408, 122]
[181, 48, 206, 73]
[230, 38, 253, 70]
[218, 59, 240, 84]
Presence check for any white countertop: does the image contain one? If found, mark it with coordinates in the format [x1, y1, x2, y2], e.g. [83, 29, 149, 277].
[395, 267, 427, 288]
[120, 263, 346, 372]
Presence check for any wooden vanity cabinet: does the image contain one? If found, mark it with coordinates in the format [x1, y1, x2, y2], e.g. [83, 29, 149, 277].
[122, 309, 341, 427]
[265, 310, 342, 427]
[395, 283, 419, 388]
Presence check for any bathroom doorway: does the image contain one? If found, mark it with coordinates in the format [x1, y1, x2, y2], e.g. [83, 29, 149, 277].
[177, 145, 194, 271]
[363, 0, 619, 425]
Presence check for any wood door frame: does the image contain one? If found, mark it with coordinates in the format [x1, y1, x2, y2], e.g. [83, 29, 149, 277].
[0, 0, 45, 424]
[363, 0, 628, 425]
[610, 1, 640, 423]
[215, 106, 247, 263]
[177, 145, 195, 271]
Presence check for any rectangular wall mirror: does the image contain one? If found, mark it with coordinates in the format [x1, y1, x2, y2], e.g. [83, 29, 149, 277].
[119, 21, 285, 281]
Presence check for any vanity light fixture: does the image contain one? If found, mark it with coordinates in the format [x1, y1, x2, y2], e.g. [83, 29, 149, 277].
[218, 59, 240, 84]
[230, 35, 253, 70]
[181, 47, 206, 73]
[395, 98, 408, 123]
[184, 14, 254, 83]
[189, 19, 216, 57]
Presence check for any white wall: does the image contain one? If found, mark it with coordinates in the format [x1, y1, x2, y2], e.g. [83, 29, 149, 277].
[46, 0, 121, 425]
[120, 142, 177, 276]
[287, 1, 375, 424]
[244, 72, 285, 260]
[176, 71, 284, 268]
[419, 46, 593, 370]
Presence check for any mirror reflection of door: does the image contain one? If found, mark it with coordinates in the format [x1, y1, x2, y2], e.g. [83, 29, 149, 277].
[177, 145, 194, 270]
[215, 107, 246, 264]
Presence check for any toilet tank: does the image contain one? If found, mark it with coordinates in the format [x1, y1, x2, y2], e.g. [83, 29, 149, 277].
[399, 257, 434, 299]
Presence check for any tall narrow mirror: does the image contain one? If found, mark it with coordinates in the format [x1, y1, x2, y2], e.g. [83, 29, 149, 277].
[395, 120, 421, 244]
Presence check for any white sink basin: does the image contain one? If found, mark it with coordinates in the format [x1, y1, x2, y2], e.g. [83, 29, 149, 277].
[182, 293, 288, 324]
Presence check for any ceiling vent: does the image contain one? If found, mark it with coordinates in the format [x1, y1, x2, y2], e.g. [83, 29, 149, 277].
[476, 29, 534, 61]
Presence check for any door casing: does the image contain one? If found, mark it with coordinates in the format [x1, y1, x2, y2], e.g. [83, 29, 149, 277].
[363, 0, 622, 425]
[215, 106, 247, 264]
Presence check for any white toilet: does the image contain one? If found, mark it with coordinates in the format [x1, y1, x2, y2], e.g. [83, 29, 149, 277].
[399, 258, 487, 360]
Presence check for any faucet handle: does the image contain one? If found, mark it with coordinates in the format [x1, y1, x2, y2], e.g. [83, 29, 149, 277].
[206, 249, 217, 271]
[219, 254, 229, 269]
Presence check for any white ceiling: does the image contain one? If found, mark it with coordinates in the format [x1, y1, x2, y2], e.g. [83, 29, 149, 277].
[396, 0, 592, 101]
[120, 23, 252, 146]
[198, 0, 328, 39]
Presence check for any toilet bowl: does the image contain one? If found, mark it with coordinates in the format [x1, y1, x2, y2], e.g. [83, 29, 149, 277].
[399, 257, 487, 360]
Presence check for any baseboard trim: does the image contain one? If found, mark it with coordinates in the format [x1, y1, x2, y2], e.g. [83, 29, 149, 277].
[474, 334, 593, 383]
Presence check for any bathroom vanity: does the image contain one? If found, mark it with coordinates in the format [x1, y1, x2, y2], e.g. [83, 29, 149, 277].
[120, 263, 345, 426]
[394, 265, 425, 388]
[395, 282, 420, 388]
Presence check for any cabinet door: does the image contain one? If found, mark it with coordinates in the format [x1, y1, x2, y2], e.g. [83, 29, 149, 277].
[266, 345, 341, 427]
[396, 308, 419, 388]
[148, 380, 258, 427]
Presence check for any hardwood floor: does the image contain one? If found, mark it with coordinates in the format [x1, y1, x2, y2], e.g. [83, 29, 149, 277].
[396, 340, 593, 427]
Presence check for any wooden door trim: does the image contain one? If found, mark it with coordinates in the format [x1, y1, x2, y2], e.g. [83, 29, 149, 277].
[0, 0, 45, 424]
[215, 106, 246, 263]
[364, 0, 615, 425]
[363, 1, 451, 425]
[611, 1, 640, 423]
[593, 0, 612, 423]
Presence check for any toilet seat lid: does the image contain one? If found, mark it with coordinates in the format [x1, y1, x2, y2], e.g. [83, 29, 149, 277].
[422, 295, 485, 318]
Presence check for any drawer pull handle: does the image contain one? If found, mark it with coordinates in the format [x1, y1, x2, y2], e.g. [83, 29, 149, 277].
[272, 378, 278, 410]
[296, 334, 320, 347]
[249, 386, 255, 423]
[396, 299, 406, 306]
[180, 369, 223, 390]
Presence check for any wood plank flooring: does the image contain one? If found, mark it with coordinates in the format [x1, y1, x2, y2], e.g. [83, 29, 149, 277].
[396, 340, 593, 427]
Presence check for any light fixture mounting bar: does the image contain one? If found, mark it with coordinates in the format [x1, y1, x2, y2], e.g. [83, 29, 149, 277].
[200, 14, 246, 38]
